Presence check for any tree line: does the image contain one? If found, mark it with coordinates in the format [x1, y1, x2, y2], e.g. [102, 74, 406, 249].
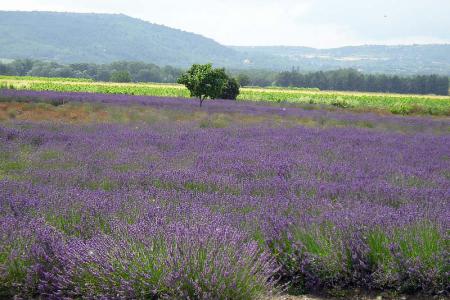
[0, 59, 183, 83]
[0, 59, 448, 95]
[275, 68, 449, 96]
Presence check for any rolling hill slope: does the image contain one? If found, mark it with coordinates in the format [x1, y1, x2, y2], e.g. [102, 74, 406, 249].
[0, 11, 240, 67]
[1, 11, 449, 75]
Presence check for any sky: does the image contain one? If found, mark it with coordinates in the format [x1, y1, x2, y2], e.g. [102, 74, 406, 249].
[1, 0, 450, 48]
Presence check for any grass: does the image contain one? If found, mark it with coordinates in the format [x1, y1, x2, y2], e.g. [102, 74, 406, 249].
[0, 150, 29, 179]
[1, 75, 449, 116]
[267, 219, 448, 292]
[366, 222, 447, 290]
[0, 241, 32, 296]
[45, 208, 112, 238]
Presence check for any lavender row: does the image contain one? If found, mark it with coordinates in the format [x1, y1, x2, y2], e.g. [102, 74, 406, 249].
[1, 89, 449, 132]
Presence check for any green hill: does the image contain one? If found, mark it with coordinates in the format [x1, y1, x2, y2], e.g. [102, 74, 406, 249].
[1, 11, 449, 75]
[0, 11, 240, 67]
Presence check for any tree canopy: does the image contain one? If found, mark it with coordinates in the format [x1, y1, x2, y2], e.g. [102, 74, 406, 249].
[177, 64, 240, 106]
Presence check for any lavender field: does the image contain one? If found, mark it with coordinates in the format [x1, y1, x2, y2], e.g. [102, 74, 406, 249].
[1, 90, 449, 299]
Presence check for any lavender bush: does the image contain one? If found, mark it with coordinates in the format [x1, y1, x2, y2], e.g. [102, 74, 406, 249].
[0, 90, 449, 298]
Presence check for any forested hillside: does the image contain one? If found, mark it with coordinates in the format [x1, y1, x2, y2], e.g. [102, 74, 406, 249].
[0, 11, 240, 67]
[1, 11, 449, 75]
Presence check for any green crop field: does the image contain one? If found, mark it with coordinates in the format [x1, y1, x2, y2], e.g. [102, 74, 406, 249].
[1, 76, 449, 116]
[0, 75, 94, 82]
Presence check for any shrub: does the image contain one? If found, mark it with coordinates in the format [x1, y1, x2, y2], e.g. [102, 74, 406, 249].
[330, 97, 353, 109]
[221, 77, 240, 100]
[390, 103, 424, 115]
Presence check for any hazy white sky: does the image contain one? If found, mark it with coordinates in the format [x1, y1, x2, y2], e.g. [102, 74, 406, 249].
[2, 0, 450, 48]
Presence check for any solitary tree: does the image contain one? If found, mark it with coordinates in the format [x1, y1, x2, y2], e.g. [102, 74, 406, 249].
[177, 64, 230, 107]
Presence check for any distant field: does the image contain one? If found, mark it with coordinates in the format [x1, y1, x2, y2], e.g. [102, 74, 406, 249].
[0, 75, 93, 82]
[1, 76, 450, 116]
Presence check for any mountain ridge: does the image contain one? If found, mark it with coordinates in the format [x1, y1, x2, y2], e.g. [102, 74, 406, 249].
[1, 11, 449, 75]
[232, 45, 450, 75]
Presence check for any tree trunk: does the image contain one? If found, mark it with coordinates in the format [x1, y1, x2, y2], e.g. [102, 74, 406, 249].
[199, 97, 204, 107]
